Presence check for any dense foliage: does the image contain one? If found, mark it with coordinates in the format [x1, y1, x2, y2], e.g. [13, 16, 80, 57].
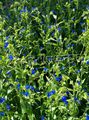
[0, 0, 89, 120]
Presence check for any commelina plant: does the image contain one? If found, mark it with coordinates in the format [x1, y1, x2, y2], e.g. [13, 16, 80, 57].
[0, 0, 89, 120]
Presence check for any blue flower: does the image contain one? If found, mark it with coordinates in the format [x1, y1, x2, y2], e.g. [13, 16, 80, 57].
[0, 112, 5, 116]
[56, 75, 62, 82]
[77, 81, 81, 85]
[66, 91, 70, 95]
[58, 27, 61, 32]
[74, 97, 81, 104]
[22, 91, 29, 97]
[6, 71, 12, 78]
[43, 67, 48, 72]
[86, 114, 89, 120]
[82, 29, 85, 33]
[16, 84, 20, 90]
[61, 96, 68, 105]
[62, 96, 67, 102]
[47, 90, 55, 98]
[86, 60, 89, 65]
[25, 85, 35, 91]
[0, 57, 2, 60]
[4, 42, 9, 48]
[41, 115, 45, 120]
[0, 98, 5, 104]
[6, 36, 9, 40]
[52, 10, 56, 14]
[6, 71, 11, 75]
[8, 55, 13, 61]
[76, 70, 80, 73]
[6, 104, 11, 111]
[31, 69, 36, 74]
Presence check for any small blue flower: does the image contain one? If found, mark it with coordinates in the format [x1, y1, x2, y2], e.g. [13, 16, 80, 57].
[8, 55, 13, 61]
[47, 90, 55, 98]
[52, 10, 56, 14]
[6, 104, 11, 111]
[82, 29, 85, 33]
[22, 91, 29, 97]
[77, 81, 81, 85]
[6, 71, 11, 75]
[86, 60, 89, 65]
[76, 70, 80, 74]
[43, 67, 48, 72]
[86, 114, 89, 120]
[64, 100, 68, 105]
[56, 75, 62, 82]
[58, 27, 61, 32]
[47, 57, 53, 61]
[31, 69, 36, 74]
[41, 115, 45, 120]
[16, 84, 20, 90]
[6, 36, 9, 40]
[4, 42, 9, 48]
[25, 85, 35, 91]
[0, 98, 5, 104]
[0, 112, 5, 116]
[62, 96, 67, 102]
[62, 96, 68, 105]
[0, 57, 2, 60]
[74, 97, 81, 104]
[6, 71, 12, 77]
[66, 91, 70, 95]
[25, 85, 30, 89]
[74, 97, 78, 101]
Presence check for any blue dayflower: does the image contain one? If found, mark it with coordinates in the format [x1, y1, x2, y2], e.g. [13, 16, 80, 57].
[8, 55, 13, 61]
[31, 69, 36, 74]
[77, 81, 81, 85]
[16, 84, 20, 90]
[66, 91, 70, 95]
[6, 71, 12, 78]
[4, 42, 9, 48]
[76, 70, 80, 73]
[47, 90, 56, 98]
[74, 97, 81, 104]
[86, 114, 89, 120]
[43, 67, 48, 72]
[6, 71, 11, 75]
[25, 85, 35, 91]
[0, 112, 5, 116]
[86, 60, 89, 65]
[56, 75, 62, 82]
[22, 91, 29, 97]
[58, 27, 61, 32]
[0, 98, 5, 104]
[25, 85, 30, 89]
[6, 36, 9, 40]
[62, 96, 67, 102]
[6, 104, 11, 111]
[61, 96, 68, 105]
[82, 29, 85, 33]
[41, 115, 45, 120]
